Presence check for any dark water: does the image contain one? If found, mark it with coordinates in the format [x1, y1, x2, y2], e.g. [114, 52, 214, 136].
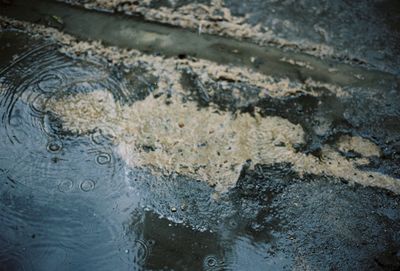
[0, 30, 400, 271]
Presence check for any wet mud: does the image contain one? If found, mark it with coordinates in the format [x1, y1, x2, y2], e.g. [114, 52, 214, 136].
[1, 3, 400, 271]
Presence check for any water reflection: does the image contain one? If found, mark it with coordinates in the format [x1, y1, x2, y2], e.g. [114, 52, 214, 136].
[0, 32, 141, 270]
[127, 210, 293, 271]
[0, 30, 399, 271]
[0, 31, 289, 270]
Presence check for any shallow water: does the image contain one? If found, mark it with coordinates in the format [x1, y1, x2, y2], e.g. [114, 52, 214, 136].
[1, 4, 400, 271]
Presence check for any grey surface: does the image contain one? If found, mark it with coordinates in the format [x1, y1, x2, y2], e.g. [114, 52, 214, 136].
[225, 0, 400, 74]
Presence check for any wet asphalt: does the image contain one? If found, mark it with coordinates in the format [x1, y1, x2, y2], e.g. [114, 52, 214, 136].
[1, 1, 400, 270]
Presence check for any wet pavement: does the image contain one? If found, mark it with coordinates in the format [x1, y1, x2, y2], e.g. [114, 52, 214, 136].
[1, 1, 400, 271]
[57, 0, 400, 74]
[225, 0, 400, 74]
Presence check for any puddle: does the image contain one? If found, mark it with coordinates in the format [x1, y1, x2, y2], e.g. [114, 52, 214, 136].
[0, 7, 400, 271]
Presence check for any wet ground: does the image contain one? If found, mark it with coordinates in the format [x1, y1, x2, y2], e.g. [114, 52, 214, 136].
[1, 1, 400, 271]
[57, 0, 400, 74]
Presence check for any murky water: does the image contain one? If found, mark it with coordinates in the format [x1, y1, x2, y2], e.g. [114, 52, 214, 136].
[1, 2, 400, 271]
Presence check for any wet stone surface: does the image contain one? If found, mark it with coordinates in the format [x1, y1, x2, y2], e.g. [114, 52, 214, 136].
[225, 0, 400, 73]
[0, 24, 400, 271]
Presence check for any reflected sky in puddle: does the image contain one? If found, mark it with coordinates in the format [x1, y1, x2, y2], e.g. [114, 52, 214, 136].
[0, 30, 399, 271]
[0, 31, 291, 271]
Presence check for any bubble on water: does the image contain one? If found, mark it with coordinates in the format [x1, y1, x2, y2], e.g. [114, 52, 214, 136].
[58, 179, 74, 192]
[47, 139, 63, 153]
[28, 93, 47, 117]
[203, 255, 222, 270]
[91, 128, 115, 145]
[135, 240, 150, 265]
[96, 153, 112, 165]
[146, 239, 155, 246]
[205, 255, 217, 266]
[80, 180, 96, 192]
[119, 239, 151, 266]
[37, 74, 62, 93]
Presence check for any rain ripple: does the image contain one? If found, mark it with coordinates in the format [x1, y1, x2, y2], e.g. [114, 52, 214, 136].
[0, 35, 143, 270]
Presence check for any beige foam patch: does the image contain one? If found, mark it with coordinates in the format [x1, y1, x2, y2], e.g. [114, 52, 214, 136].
[44, 89, 400, 194]
[337, 135, 381, 157]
